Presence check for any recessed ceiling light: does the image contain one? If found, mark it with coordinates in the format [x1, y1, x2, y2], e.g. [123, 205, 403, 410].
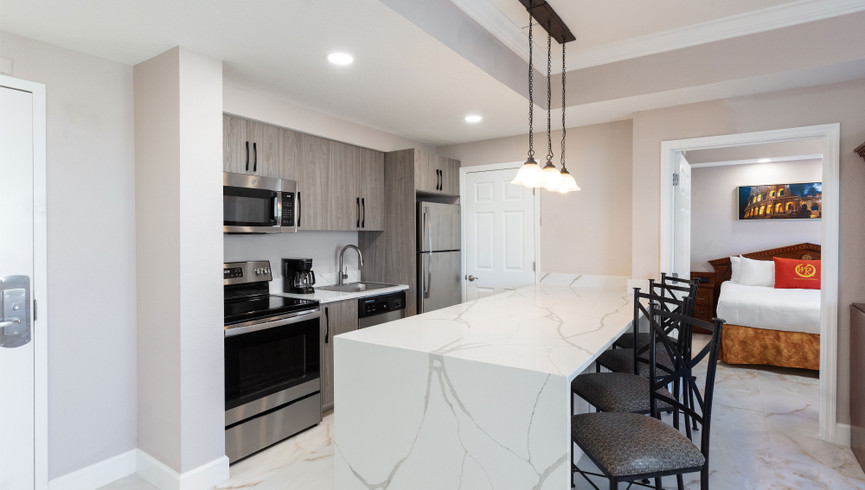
[464, 114, 483, 123]
[757, 158, 772, 163]
[327, 52, 354, 66]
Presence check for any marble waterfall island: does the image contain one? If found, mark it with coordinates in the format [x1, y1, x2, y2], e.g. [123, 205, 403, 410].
[333, 284, 635, 489]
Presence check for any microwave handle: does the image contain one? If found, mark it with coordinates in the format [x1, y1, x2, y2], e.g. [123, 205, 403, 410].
[297, 191, 302, 227]
[273, 194, 279, 223]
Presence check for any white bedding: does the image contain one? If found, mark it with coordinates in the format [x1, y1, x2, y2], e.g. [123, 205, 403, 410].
[715, 281, 821, 335]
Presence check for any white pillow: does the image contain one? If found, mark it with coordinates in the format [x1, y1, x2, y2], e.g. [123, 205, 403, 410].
[738, 256, 775, 287]
[729, 256, 742, 284]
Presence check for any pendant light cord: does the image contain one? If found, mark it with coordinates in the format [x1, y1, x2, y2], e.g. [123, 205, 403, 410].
[545, 27, 553, 163]
[560, 41, 567, 170]
[526, 0, 534, 160]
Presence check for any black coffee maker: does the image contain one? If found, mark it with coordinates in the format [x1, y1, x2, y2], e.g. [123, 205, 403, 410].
[283, 258, 316, 294]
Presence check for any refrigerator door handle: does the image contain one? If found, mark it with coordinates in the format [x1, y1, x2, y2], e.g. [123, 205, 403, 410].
[424, 206, 433, 252]
[425, 254, 432, 299]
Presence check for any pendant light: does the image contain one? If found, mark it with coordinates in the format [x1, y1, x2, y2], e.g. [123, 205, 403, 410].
[557, 40, 580, 194]
[511, 0, 542, 187]
[540, 26, 563, 191]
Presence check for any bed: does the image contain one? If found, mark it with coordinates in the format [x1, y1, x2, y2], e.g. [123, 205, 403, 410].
[707, 243, 821, 370]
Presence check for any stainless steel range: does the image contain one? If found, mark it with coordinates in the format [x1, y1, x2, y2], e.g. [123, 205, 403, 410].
[223, 260, 321, 463]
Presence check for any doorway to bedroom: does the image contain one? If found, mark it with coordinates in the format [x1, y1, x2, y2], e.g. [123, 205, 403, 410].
[659, 124, 840, 444]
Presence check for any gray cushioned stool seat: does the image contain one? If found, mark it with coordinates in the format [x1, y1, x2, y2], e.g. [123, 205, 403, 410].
[597, 347, 672, 377]
[572, 412, 704, 478]
[572, 372, 672, 413]
[614, 332, 654, 349]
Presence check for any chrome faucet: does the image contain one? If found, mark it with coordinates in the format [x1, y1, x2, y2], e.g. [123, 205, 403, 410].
[337, 244, 364, 286]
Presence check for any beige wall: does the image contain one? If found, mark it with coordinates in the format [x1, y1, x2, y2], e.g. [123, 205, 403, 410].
[690, 159, 823, 272]
[0, 31, 138, 479]
[438, 120, 633, 276]
[631, 78, 865, 425]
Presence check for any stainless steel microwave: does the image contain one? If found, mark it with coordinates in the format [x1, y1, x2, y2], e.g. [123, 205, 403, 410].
[223, 172, 297, 233]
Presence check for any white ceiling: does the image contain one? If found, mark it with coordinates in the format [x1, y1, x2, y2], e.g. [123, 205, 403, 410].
[1, 0, 865, 146]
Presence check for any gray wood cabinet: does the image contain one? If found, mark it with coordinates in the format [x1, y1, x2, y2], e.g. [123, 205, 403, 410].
[320, 299, 358, 412]
[357, 148, 385, 231]
[279, 128, 299, 180]
[223, 114, 280, 177]
[327, 141, 360, 230]
[414, 150, 460, 195]
[297, 133, 331, 230]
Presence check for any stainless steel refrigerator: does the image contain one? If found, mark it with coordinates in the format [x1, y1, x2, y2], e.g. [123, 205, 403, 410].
[417, 201, 462, 313]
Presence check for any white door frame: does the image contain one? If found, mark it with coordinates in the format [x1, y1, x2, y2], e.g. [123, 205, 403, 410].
[0, 74, 48, 488]
[659, 123, 841, 443]
[459, 162, 542, 301]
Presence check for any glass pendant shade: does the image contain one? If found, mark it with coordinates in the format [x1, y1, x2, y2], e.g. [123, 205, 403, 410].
[541, 160, 563, 190]
[556, 168, 580, 193]
[511, 156, 543, 187]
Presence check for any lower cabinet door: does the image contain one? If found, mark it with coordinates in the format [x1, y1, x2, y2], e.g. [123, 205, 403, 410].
[320, 299, 359, 412]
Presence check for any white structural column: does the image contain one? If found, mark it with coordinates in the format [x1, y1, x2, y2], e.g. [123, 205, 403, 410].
[133, 47, 228, 488]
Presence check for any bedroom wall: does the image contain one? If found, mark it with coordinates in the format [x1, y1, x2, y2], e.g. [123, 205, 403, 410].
[630, 78, 865, 427]
[690, 159, 823, 272]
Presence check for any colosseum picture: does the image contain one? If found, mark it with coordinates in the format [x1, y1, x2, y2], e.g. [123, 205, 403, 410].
[738, 182, 822, 220]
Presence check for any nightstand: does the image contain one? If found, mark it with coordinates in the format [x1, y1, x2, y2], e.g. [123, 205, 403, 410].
[690, 271, 716, 332]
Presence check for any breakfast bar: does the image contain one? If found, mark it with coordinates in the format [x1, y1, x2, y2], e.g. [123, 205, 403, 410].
[333, 282, 635, 489]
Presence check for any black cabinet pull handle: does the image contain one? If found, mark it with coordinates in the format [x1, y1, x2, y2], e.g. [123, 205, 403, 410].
[356, 197, 360, 228]
[245, 141, 249, 171]
[253, 142, 258, 172]
[361, 197, 366, 228]
[297, 191, 302, 227]
[438, 169, 443, 190]
[324, 306, 329, 344]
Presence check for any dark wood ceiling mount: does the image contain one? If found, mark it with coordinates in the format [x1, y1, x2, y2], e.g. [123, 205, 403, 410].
[856, 140, 865, 162]
[519, 0, 575, 44]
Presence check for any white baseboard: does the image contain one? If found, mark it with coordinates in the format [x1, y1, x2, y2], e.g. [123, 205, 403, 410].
[836, 423, 852, 447]
[48, 449, 229, 490]
[137, 450, 229, 490]
[48, 449, 136, 490]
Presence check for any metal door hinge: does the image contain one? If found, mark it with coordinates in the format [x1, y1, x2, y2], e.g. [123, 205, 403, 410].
[532, 261, 536, 272]
[33, 299, 37, 321]
[672, 173, 680, 186]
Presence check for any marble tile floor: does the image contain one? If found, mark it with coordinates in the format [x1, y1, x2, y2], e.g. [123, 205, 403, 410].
[104, 335, 865, 489]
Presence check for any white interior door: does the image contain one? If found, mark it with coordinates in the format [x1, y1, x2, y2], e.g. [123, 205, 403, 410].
[463, 166, 536, 300]
[672, 152, 691, 278]
[0, 84, 36, 488]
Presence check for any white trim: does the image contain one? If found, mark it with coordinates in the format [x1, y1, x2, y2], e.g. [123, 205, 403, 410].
[837, 423, 852, 447]
[456, 0, 865, 71]
[659, 123, 841, 443]
[48, 450, 136, 490]
[459, 162, 542, 302]
[688, 153, 823, 169]
[136, 450, 229, 490]
[0, 74, 48, 490]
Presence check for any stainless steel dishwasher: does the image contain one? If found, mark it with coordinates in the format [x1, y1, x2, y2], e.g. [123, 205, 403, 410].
[358, 291, 406, 328]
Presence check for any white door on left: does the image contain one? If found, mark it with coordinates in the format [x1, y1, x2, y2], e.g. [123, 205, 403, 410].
[0, 83, 36, 488]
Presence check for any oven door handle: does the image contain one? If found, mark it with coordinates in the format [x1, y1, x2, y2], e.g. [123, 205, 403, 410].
[224, 308, 321, 337]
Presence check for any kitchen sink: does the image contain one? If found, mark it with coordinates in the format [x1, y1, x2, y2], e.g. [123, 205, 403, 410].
[319, 282, 396, 293]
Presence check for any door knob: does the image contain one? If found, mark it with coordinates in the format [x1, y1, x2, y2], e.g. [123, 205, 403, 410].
[465, 274, 479, 282]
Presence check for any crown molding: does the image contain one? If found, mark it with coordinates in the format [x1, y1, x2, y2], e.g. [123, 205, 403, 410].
[453, 0, 865, 72]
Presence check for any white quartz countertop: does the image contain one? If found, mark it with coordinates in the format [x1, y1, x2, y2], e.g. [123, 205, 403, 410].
[338, 284, 634, 380]
[275, 283, 409, 304]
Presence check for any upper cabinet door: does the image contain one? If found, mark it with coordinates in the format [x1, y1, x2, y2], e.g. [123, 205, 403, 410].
[327, 141, 359, 231]
[280, 128, 300, 181]
[223, 114, 250, 174]
[223, 115, 281, 178]
[358, 148, 385, 231]
[441, 157, 461, 195]
[414, 149, 438, 193]
[246, 120, 280, 177]
[297, 133, 331, 230]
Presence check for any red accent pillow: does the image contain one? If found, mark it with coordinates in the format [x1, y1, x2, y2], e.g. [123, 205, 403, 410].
[773, 257, 821, 290]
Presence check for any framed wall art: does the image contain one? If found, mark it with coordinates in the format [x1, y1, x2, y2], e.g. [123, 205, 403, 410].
[738, 182, 822, 220]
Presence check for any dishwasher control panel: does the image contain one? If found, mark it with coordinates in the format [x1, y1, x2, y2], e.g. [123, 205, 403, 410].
[358, 291, 406, 318]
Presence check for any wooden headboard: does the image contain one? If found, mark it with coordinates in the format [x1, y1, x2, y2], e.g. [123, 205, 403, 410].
[706, 242, 822, 305]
